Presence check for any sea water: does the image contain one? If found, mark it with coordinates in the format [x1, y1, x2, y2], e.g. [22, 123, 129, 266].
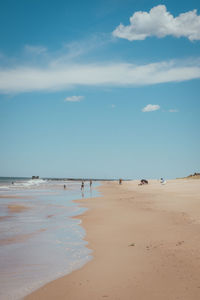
[0, 178, 99, 300]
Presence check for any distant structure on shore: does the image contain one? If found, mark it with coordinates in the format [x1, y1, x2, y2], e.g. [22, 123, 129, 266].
[178, 172, 200, 180]
[186, 172, 200, 179]
[32, 176, 39, 179]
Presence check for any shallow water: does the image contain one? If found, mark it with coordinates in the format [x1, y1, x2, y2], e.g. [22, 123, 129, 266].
[0, 179, 99, 300]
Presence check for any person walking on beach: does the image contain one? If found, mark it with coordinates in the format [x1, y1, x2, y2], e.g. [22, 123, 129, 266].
[81, 181, 84, 190]
[119, 178, 122, 185]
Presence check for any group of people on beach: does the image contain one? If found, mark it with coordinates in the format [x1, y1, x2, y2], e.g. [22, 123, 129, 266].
[63, 180, 93, 191]
[64, 177, 166, 190]
[118, 178, 167, 186]
[138, 178, 167, 186]
[81, 180, 92, 190]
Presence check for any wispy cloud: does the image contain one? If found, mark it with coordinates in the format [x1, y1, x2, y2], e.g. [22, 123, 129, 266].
[142, 104, 160, 112]
[24, 45, 47, 55]
[0, 58, 200, 94]
[49, 34, 111, 67]
[111, 104, 116, 108]
[64, 95, 84, 102]
[113, 5, 200, 41]
[169, 109, 179, 112]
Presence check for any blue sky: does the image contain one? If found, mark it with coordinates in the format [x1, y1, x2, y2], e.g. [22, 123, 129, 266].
[0, 0, 200, 179]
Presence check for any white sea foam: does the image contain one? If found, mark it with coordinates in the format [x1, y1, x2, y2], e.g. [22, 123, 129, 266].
[13, 179, 46, 187]
[0, 178, 47, 191]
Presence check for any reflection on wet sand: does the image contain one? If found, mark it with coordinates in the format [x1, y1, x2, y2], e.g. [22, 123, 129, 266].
[0, 228, 46, 246]
[7, 204, 30, 213]
[0, 215, 12, 221]
[47, 214, 54, 218]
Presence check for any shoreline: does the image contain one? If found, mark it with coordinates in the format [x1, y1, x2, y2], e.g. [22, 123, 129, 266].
[0, 182, 98, 300]
[26, 179, 200, 300]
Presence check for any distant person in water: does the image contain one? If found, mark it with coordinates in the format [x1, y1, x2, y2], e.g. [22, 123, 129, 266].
[64, 184, 66, 189]
[90, 180, 92, 188]
[81, 181, 84, 190]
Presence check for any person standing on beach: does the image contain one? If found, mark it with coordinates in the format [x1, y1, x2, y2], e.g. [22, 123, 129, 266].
[90, 180, 92, 188]
[81, 181, 84, 190]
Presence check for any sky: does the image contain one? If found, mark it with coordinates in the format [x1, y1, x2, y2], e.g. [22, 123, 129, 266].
[0, 0, 200, 179]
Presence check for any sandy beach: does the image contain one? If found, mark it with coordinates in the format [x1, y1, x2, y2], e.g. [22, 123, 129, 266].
[25, 179, 200, 300]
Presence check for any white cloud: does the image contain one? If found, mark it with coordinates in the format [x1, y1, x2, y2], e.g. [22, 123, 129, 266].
[169, 109, 179, 112]
[142, 104, 160, 112]
[0, 59, 200, 94]
[113, 5, 200, 41]
[65, 95, 84, 102]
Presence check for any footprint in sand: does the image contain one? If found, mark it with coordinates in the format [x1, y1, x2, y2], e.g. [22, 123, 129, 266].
[176, 241, 184, 246]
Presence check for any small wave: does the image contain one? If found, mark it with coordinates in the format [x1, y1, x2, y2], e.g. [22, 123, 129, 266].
[0, 185, 11, 190]
[14, 179, 46, 187]
[0, 179, 47, 191]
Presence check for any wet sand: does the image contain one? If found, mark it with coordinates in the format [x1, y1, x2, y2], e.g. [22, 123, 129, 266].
[0, 195, 26, 199]
[0, 215, 12, 221]
[0, 229, 46, 246]
[7, 203, 30, 213]
[26, 179, 200, 300]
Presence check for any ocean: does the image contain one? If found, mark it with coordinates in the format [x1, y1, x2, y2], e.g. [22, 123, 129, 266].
[0, 177, 99, 300]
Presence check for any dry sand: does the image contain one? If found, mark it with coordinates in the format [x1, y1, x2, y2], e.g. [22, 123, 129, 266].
[26, 179, 200, 300]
